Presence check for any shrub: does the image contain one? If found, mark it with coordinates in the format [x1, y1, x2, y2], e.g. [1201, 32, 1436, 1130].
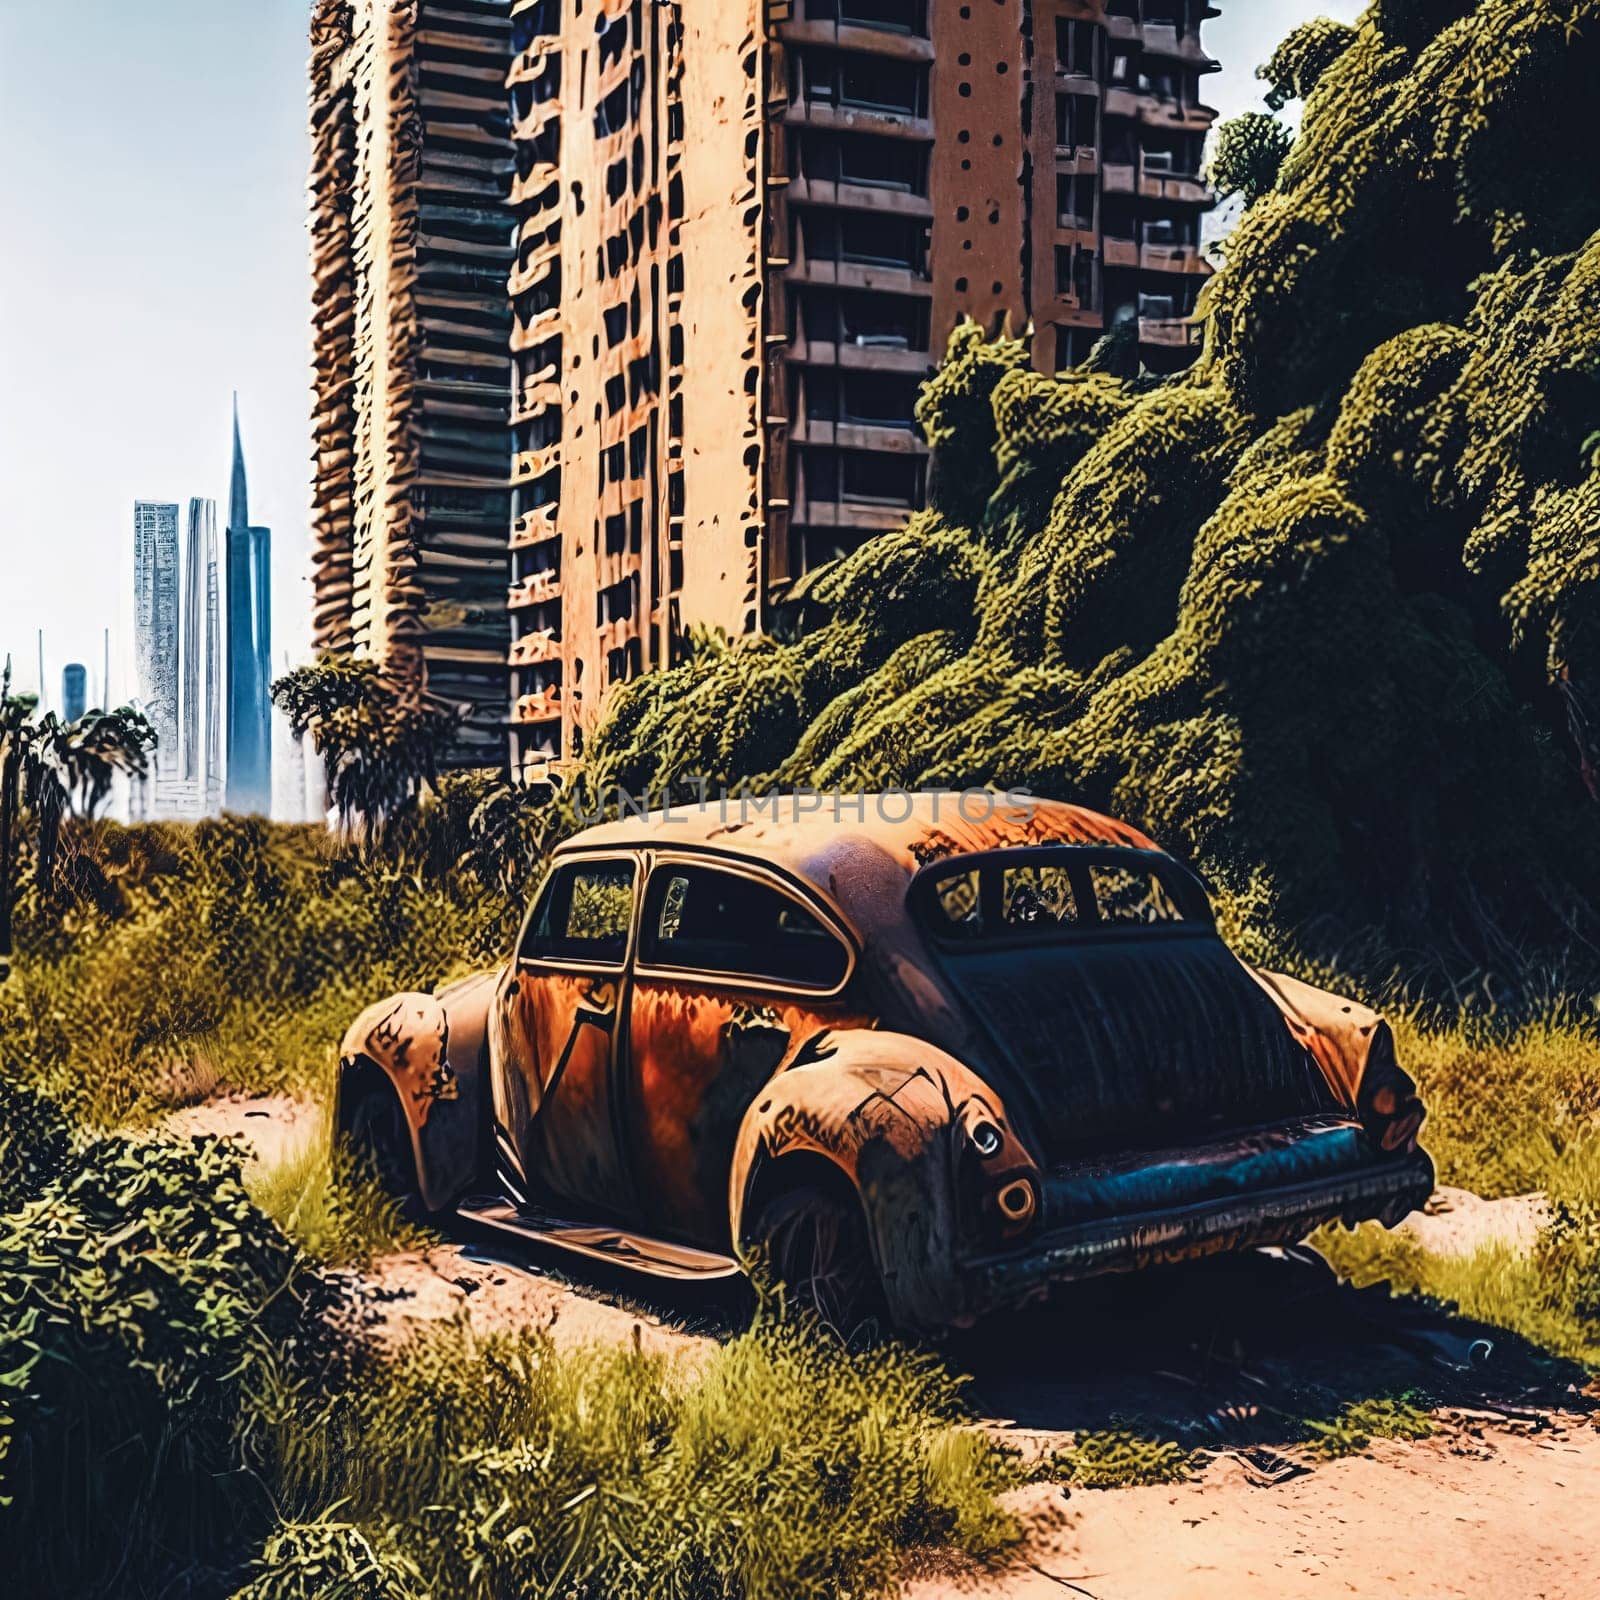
[0, 1123, 344, 1597]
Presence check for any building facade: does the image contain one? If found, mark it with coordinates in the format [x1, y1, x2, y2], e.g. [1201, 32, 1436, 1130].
[308, 0, 516, 766]
[226, 403, 274, 816]
[306, 0, 1217, 776]
[183, 497, 226, 815]
[132, 501, 181, 807]
[503, 0, 1217, 773]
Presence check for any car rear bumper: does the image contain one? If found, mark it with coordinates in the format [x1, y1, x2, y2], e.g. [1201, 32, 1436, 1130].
[956, 1146, 1434, 1319]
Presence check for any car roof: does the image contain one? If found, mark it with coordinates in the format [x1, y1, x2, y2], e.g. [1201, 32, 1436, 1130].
[555, 791, 1163, 924]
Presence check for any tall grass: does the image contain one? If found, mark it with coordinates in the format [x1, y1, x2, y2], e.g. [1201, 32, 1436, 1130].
[0, 807, 509, 1131]
[1389, 1008, 1600, 1199]
[237, 1314, 1020, 1600]
[244, 1104, 433, 1267]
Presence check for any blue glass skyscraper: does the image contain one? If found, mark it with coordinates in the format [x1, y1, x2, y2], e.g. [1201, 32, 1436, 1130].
[225, 396, 273, 815]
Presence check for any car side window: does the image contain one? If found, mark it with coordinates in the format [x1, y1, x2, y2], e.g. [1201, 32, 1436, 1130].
[519, 858, 637, 965]
[641, 863, 849, 990]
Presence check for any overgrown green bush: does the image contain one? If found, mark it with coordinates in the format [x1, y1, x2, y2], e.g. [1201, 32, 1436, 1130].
[0, 1123, 345, 1597]
[577, 0, 1600, 1002]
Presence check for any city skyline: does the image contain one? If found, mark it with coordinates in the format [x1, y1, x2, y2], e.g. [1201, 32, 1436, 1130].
[0, 0, 1361, 721]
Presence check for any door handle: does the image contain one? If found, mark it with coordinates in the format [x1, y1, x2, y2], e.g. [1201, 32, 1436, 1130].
[580, 978, 617, 1013]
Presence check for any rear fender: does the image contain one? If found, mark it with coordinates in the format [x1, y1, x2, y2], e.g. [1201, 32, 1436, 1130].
[729, 1030, 1037, 1328]
[1251, 969, 1428, 1157]
[337, 969, 500, 1213]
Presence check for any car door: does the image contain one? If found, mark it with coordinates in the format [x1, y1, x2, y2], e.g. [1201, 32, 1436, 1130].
[493, 852, 640, 1218]
[624, 856, 858, 1246]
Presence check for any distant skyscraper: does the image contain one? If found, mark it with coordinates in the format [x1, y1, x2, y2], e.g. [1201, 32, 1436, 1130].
[61, 663, 87, 724]
[225, 397, 273, 815]
[133, 500, 181, 800]
[182, 498, 225, 815]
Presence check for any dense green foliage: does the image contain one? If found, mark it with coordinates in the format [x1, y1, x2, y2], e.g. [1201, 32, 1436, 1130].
[0, 1126, 344, 1596]
[0, 1084, 1019, 1598]
[581, 0, 1600, 997]
[1207, 111, 1293, 203]
[272, 656, 462, 844]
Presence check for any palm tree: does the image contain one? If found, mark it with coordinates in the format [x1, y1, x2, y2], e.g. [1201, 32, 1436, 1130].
[272, 655, 462, 849]
[0, 658, 156, 980]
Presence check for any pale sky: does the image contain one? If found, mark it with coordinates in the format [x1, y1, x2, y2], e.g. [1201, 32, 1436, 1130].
[0, 0, 1365, 711]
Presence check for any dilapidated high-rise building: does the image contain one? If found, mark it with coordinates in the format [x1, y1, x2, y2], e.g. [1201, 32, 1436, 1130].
[308, 0, 517, 766]
[504, 0, 1218, 773]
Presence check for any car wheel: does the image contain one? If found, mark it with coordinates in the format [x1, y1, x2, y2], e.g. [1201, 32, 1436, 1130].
[344, 1082, 426, 1221]
[751, 1182, 885, 1339]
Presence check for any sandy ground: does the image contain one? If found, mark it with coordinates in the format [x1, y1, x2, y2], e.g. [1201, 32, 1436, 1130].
[179, 1094, 1597, 1599]
[163, 1091, 317, 1173]
[1400, 1184, 1552, 1257]
[907, 1421, 1600, 1600]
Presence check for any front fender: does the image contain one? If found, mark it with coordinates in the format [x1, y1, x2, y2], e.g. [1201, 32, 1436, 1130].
[729, 1030, 1037, 1328]
[336, 968, 500, 1213]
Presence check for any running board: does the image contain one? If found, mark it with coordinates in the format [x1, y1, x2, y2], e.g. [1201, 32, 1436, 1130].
[455, 1196, 744, 1282]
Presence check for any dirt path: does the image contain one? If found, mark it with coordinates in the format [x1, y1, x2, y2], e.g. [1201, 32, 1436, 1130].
[179, 1094, 1596, 1598]
[909, 1420, 1600, 1599]
[166, 1092, 718, 1358]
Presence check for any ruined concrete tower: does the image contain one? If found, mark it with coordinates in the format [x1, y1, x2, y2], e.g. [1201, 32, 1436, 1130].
[504, 0, 1219, 775]
[308, 0, 517, 768]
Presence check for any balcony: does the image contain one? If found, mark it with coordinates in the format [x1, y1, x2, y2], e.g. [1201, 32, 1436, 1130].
[510, 162, 560, 210]
[509, 379, 561, 430]
[779, 19, 934, 63]
[511, 685, 565, 725]
[785, 100, 933, 142]
[1139, 23, 1220, 72]
[1103, 235, 1139, 268]
[791, 499, 909, 532]
[1138, 169, 1210, 206]
[509, 627, 560, 665]
[510, 442, 562, 484]
[1102, 161, 1135, 194]
[789, 417, 927, 453]
[785, 258, 933, 296]
[1140, 100, 1217, 133]
[509, 503, 560, 550]
[1140, 242, 1209, 274]
[786, 175, 932, 217]
[787, 339, 932, 375]
[508, 571, 563, 611]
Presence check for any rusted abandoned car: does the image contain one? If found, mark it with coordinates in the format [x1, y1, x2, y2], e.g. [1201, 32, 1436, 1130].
[337, 794, 1432, 1330]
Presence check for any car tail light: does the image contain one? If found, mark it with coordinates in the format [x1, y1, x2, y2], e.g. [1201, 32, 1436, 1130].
[995, 1177, 1038, 1233]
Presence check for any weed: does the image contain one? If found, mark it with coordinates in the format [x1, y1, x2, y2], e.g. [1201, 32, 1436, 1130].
[243, 1313, 1021, 1600]
[1041, 1429, 1197, 1490]
[245, 1105, 432, 1267]
[1301, 1395, 1434, 1460]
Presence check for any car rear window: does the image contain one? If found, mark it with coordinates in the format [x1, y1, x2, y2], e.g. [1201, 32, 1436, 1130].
[918, 849, 1203, 945]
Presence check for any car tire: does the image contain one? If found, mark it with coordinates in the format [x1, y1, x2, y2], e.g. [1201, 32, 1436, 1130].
[750, 1181, 886, 1340]
[343, 1079, 428, 1223]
